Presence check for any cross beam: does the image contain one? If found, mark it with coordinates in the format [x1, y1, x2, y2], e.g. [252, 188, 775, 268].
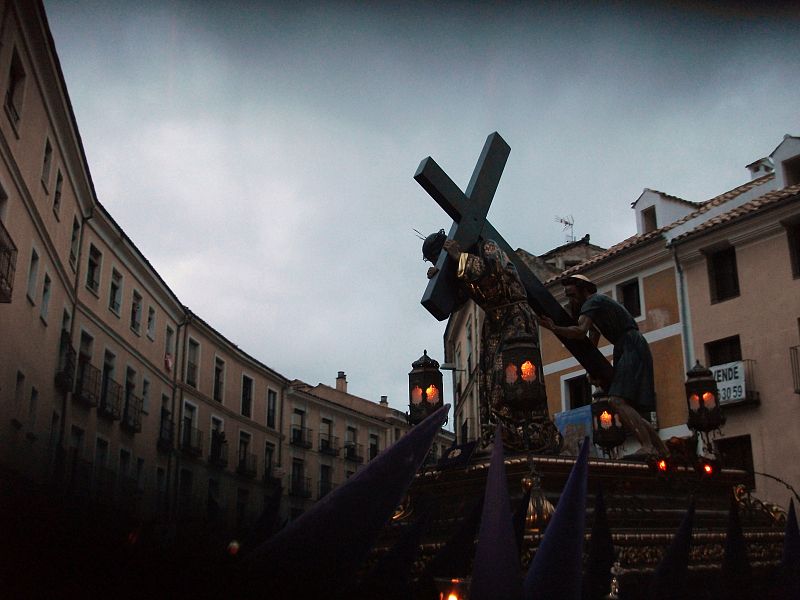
[415, 132, 614, 389]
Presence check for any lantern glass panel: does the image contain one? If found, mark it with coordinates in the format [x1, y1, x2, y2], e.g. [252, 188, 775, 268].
[411, 385, 423, 404]
[521, 360, 536, 382]
[505, 363, 518, 384]
[426, 384, 440, 404]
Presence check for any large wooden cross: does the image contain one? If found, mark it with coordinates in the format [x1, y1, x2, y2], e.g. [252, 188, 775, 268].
[415, 132, 614, 389]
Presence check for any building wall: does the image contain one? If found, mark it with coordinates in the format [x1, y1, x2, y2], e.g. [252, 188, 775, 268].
[679, 205, 800, 504]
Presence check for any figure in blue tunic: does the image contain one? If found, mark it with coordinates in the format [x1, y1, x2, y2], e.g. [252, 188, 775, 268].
[540, 274, 666, 456]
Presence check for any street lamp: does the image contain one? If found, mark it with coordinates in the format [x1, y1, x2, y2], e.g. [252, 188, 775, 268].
[408, 350, 444, 426]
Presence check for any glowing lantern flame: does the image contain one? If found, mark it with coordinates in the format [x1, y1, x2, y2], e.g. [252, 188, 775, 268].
[703, 463, 714, 475]
[701, 391, 715, 406]
[505, 363, 518, 384]
[600, 410, 613, 429]
[425, 384, 439, 403]
[447, 595, 460, 600]
[521, 360, 536, 382]
[411, 385, 423, 404]
[689, 393, 700, 410]
[658, 459, 668, 472]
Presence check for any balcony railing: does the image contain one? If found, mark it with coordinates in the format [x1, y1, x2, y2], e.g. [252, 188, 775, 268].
[290, 426, 313, 449]
[289, 475, 311, 498]
[344, 442, 364, 463]
[158, 417, 174, 453]
[55, 331, 76, 393]
[75, 361, 101, 407]
[319, 433, 340, 456]
[121, 393, 143, 433]
[237, 452, 257, 478]
[0, 218, 17, 303]
[93, 466, 117, 503]
[318, 479, 337, 499]
[180, 423, 203, 456]
[208, 434, 228, 467]
[186, 361, 198, 388]
[264, 464, 281, 486]
[98, 378, 123, 420]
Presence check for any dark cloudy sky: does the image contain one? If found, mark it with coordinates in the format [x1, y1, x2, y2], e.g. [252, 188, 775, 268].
[43, 1, 800, 416]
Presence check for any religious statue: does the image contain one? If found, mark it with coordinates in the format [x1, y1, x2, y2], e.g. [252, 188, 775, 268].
[423, 230, 559, 452]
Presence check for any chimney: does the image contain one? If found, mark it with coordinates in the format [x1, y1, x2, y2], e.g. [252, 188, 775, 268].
[336, 371, 347, 393]
[380, 395, 388, 406]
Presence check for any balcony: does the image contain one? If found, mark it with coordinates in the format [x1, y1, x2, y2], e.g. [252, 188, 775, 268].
[75, 362, 101, 408]
[186, 361, 198, 388]
[290, 426, 313, 449]
[208, 433, 228, 467]
[0, 218, 17, 303]
[98, 378, 123, 420]
[237, 452, 257, 478]
[289, 475, 311, 498]
[157, 417, 174, 453]
[319, 433, 340, 456]
[55, 332, 76, 393]
[318, 479, 337, 499]
[712, 358, 760, 408]
[791, 346, 800, 394]
[344, 442, 364, 464]
[263, 464, 281, 487]
[121, 393, 143, 434]
[180, 423, 203, 457]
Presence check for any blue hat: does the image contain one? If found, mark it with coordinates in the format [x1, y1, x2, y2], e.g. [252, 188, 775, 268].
[648, 500, 695, 599]
[524, 436, 590, 600]
[471, 425, 523, 599]
[239, 404, 450, 597]
[720, 493, 752, 599]
[583, 487, 614, 600]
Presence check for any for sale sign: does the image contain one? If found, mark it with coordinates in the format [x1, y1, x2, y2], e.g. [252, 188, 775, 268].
[711, 360, 746, 405]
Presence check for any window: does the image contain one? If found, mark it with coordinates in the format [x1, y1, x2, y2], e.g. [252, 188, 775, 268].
[705, 335, 742, 367]
[40, 273, 51, 321]
[119, 448, 131, 478]
[466, 320, 473, 374]
[291, 409, 305, 444]
[267, 389, 277, 428]
[69, 218, 80, 268]
[241, 375, 253, 417]
[5, 49, 25, 126]
[165, 326, 175, 373]
[141, 378, 150, 413]
[146, 307, 156, 339]
[86, 244, 101, 293]
[369, 433, 379, 460]
[186, 339, 199, 387]
[264, 442, 275, 477]
[642, 206, 657, 233]
[178, 468, 193, 513]
[565, 374, 592, 410]
[706, 245, 739, 303]
[715, 435, 755, 489]
[235, 487, 249, 528]
[783, 154, 800, 188]
[41, 139, 53, 190]
[53, 171, 63, 217]
[108, 269, 122, 314]
[130, 291, 142, 333]
[786, 221, 800, 279]
[95, 437, 109, 468]
[26, 248, 38, 301]
[320, 464, 332, 496]
[616, 279, 641, 318]
[28, 386, 38, 430]
[213, 357, 225, 402]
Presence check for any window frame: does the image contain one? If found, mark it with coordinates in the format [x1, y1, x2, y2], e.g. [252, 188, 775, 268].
[706, 244, 740, 304]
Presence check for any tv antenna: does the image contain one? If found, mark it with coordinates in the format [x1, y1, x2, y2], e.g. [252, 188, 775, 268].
[555, 215, 575, 243]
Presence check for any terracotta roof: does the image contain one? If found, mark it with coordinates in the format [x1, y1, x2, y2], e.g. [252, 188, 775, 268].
[671, 183, 800, 243]
[543, 173, 776, 285]
[631, 188, 702, 209]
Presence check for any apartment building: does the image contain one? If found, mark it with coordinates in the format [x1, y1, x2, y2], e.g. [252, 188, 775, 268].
[0, 1, 456, 541]
[285, 372, 454, 520]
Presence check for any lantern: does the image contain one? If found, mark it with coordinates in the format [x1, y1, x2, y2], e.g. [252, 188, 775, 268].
[591, 395, 626, 454]
[408, 350, 444, 426]
[500, 334, 547, 418]
[685, 361, 723, 433]
[434, 577, 470, 600]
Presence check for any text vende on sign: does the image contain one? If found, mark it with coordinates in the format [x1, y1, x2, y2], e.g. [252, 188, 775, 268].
[711, 360, 746, 405]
